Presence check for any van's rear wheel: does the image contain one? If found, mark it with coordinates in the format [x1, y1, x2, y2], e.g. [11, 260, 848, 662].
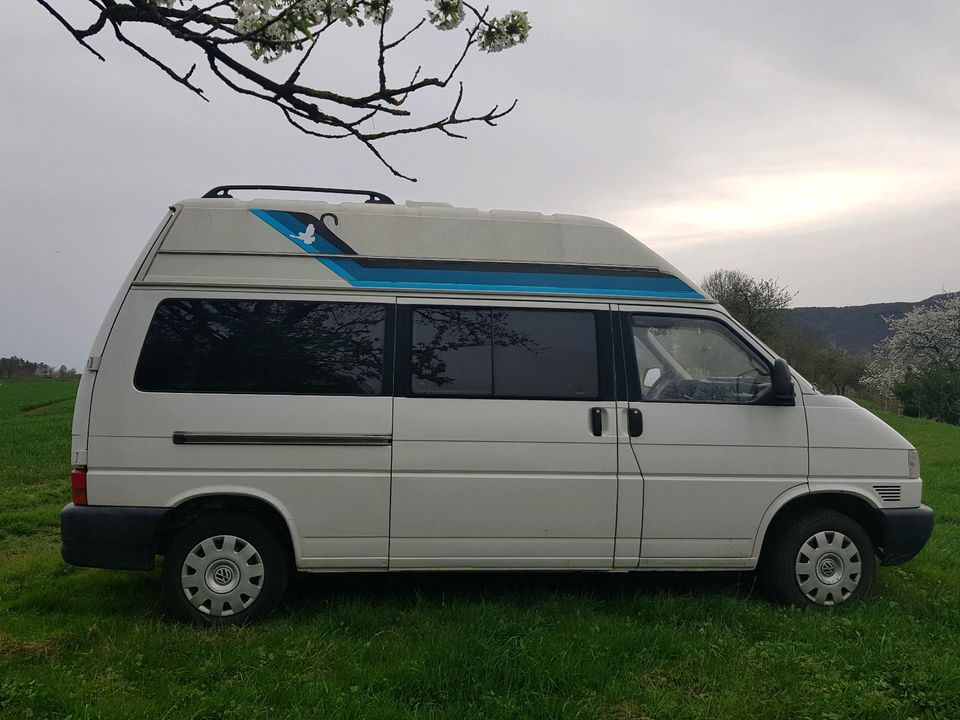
[163, 512, 289, 624]
[762, 509, 875, 608]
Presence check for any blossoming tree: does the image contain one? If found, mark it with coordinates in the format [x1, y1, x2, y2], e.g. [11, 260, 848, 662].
[863, 296, 960, 423]
[35, 0, 531, 180]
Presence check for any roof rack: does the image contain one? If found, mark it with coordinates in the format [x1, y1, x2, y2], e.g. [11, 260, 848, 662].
[202, 184, 395, 204]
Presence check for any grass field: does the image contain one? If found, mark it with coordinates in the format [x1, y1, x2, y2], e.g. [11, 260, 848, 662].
[1, 378, 959, 719]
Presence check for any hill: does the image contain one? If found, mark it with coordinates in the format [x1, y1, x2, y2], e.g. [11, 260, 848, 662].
[786, 292, 959, 356]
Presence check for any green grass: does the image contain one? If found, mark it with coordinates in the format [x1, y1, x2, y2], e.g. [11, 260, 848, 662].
[1, 379, 959, 719]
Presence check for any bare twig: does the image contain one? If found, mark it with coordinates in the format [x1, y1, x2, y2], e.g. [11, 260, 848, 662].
[108, 14, 207, 100]
[384, 18, 425, 51]
[35, 0, 106, 61]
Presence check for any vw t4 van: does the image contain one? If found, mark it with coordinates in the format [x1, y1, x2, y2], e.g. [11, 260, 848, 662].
[60, 185, 934, 623]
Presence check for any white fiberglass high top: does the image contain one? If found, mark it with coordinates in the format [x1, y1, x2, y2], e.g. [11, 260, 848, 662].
[143, 196, 707, 300]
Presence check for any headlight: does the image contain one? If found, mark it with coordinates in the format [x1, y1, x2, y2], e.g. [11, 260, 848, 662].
[908, 449, 920, 479]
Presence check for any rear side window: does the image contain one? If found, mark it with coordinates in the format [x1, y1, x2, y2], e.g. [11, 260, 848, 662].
[135, 299, 387, 395]
[410, 307, 599, 399]
[411, 308, 492, 396]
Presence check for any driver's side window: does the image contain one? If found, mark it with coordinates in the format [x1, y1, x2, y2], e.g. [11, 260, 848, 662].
[631, 314, 772, 404]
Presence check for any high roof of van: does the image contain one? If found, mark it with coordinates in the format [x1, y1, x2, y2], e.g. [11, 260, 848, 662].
[140, 196, 709, 302]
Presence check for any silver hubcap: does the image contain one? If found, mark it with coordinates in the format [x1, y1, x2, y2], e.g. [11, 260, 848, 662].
[795, 530, 862, 606]
[181, 535, 264, 616]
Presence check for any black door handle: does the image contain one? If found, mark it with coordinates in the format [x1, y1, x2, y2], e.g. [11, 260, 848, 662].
[628, 408, 643, 437]
[590, 407, 603, 436]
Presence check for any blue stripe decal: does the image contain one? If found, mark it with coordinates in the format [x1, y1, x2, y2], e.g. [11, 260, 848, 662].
[250, 208, 348, 256]
[251, 209, 703, 299]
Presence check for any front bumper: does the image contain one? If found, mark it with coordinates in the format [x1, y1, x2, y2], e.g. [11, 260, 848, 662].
[877, 504, 934, 566]
[61, 504, 167, 570]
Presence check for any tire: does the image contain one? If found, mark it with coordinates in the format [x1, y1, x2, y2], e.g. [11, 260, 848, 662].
[761, 509, 876, 608]
[162, 512, 290, 625]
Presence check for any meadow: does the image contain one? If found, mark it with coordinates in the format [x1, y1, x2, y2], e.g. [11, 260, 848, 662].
[1, 378, 959, 719]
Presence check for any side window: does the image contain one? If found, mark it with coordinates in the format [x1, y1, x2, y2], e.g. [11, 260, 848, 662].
[135, 299, 387, 395]
[631, 315, 771, 404]
[493, 309, 598, 398]
[411, 308, 492, 396]
[410, 307, 599, 399]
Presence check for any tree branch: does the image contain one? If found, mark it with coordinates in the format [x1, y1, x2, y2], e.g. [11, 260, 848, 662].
[107, 11, 207, 100]
[33, 0, 529, 181]
[35, 0, 106, 61]
[384, 18, 425, 51]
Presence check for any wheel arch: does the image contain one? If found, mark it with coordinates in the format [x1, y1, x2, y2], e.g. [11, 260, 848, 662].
[155, 488, 300, 562]
[754, 487, 883, 561]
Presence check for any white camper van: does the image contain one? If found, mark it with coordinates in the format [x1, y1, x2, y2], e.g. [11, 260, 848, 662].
[62, 185, 933, 623]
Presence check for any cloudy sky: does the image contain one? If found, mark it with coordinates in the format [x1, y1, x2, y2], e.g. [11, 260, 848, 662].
[3, 1, 960, 368]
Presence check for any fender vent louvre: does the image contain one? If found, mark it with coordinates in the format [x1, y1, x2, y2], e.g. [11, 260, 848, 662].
[873, 484, 902, 503]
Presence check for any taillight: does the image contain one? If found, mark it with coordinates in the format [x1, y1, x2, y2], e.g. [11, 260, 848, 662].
[71, 468, 88, 506]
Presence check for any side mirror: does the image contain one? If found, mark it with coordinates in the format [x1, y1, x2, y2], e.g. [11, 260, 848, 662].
[771, 358, 795, 404]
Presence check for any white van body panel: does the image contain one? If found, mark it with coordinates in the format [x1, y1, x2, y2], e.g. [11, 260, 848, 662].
[87, 286, 395, 568]
[804, 394, 920, 507]
[388, 295, 618, 569]
[71, 209, 176, 465]
[618, 303, 809, 560]
[614, 431, 645, 568]
[806, 394, 914, 451]
[157, 199, 700, 277]
[391, 396, 618, 568]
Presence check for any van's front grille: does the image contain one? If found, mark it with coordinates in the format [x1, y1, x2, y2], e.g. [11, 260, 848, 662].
[873, 484, 902, 503]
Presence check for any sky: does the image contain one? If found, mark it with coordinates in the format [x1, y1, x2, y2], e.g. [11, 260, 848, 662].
[2, 1, 960, 369]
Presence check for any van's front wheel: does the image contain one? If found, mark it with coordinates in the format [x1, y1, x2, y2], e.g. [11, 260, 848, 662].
[763, 510, 876, 608]
[163, 513, 289, 624]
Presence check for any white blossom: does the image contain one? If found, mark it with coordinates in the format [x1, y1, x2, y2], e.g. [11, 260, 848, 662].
[428, 0, 465, 31]
[480, 10, 530, 53]
[145, 0, 528, 63]
[862, 296, 960, 401]
[362, 0, 393, 25]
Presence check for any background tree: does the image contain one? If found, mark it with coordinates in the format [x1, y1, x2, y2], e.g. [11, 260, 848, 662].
[863, 296, 960, 423]
[761, 328, 867, 397]
[701, 269, 872, 397]
[35, 0, 531, 181]
[815, 345, 867, 395]
[700, 269, 795, 340]
[808, 344, 867, 396]
[0, 356, 79, 379]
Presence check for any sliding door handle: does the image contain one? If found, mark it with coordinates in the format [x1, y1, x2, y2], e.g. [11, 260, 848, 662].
[590, 407, 603, 436]
[628, 408, 643, 437]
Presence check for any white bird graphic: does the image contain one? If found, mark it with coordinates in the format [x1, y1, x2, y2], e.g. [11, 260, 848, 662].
[296, 223, 316, 244]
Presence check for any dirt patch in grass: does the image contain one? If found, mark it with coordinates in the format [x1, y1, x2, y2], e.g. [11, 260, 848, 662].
[20, 398, 75, 415]
[608, 700, 655, 720]
[0, 632, 58, 660]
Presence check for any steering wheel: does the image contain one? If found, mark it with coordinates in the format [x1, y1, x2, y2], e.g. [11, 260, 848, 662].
[645, 368, 678, 400]
[734, 368, 767, 399]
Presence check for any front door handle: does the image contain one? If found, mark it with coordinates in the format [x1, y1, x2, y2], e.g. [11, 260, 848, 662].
[628, 408, 643, 437]
[590, 407, 603, 436]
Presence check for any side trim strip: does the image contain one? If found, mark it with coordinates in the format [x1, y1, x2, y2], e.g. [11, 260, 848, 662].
[172, 432, 392, 446]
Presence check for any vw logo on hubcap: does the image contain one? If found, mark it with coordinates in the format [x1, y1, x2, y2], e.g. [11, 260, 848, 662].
[204, 558, 241, 594]
[816, 553, 844, 585]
